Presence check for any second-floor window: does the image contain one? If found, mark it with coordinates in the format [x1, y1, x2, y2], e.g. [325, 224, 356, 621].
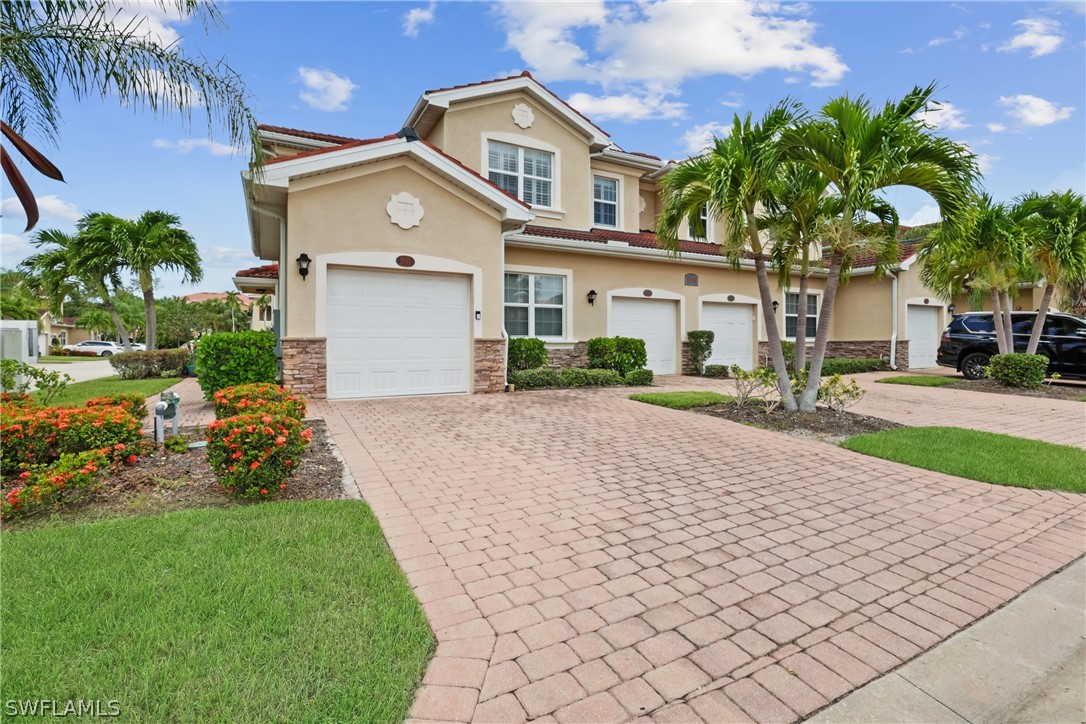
[694, 203, 712, 240]
[593, 176, 618, 227]
[785, 292, 818, 339]
[488, 141, 552, 207]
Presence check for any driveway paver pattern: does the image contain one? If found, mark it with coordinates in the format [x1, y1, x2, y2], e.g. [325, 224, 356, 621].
[316, 382, 1086, 723]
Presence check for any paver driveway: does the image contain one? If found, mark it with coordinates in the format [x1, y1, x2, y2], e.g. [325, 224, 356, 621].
[315, 385, 1085, 723]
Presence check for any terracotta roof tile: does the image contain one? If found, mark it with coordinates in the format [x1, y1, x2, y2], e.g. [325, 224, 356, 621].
[235, 264, 279, 279]
[519, 225, 759, 259]
[849, 239, 924, 269]
[264, 134, 399, 164]
[258, 124, 361, 144]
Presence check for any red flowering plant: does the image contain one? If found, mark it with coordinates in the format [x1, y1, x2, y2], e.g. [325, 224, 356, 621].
[212, 383, 306, 421]
[1, 404, 143, 473]
[1, 392, 36, 408]
[85, 393, 147, 421]
[205, 411, 312, 497]
[0, 443, 142, 519]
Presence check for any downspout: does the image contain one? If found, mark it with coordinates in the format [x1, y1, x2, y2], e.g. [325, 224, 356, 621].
[500, 222, 528, 390]
[889, 270, 899, 370]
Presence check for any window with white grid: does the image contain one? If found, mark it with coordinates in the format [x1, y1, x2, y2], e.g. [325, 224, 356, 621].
[504, 273, 565, 338]
[488, 141, 553, 207]
[785, 292, 818, 338]
[593, 176, 618, 227]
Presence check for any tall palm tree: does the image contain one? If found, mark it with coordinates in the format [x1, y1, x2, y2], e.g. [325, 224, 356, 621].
[223, 290, 243, 332]
[252, 293, 272, 327]
[782, 85, 977, 411]
[1017, 190, 1086, 354]
[658, 102, 804, 410]
[75, 308, 114, 340]
[0, 0, 262, 230]
[81, 211, 203, 351]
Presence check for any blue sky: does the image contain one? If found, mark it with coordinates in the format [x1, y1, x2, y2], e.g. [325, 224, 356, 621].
[2, 0, 1084, 296]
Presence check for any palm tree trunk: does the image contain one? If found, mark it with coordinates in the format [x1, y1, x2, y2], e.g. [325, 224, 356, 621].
[1025, 284, 1055, 355]
[140, 270, 157, 351]
[748, 214, 797, 411]
[794, 273, 809, 372]
[799, 251, 843, 412]
[98, 281, 132, 350]
[990, 288, 1008, 354]
[999, 289, 1015, 352]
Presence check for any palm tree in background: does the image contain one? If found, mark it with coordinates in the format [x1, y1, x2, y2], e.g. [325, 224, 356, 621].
[81, 211, 203, 351]
[782, 85, 977, 411]
[252, 293, 272, 328]
[76, 308, 114, 340]
[658, 102, 804, 411]
[0, 270, 40, 320]
[0, 0, 262, 230]
[223, 290, 243, 332]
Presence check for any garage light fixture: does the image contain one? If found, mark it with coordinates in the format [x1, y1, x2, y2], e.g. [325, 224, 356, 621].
[296, 253, 311, 281]
[948, 304, 956, 315]
[587, 289, 598, 306]
[771, 300, 779, 313]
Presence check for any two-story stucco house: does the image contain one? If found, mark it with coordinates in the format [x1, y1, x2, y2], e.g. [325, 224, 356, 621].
[239, 71, 978, 400]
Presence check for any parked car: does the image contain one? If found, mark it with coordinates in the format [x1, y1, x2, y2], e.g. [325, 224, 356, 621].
[129, 343, 147, 351]
[62, 340, 124, 357]
[937, 311, 1086, 379]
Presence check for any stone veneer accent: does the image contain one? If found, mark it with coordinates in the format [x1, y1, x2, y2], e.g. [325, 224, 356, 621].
[681, 341, 696, 375]
[546, 342, 588, 369]
[474, 338, 506, 393]
[281, 337, 327, 399]
[756, 339, 910, 370]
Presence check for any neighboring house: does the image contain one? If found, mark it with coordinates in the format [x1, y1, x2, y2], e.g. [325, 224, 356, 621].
[0, 320, 39, 365]
[38, 312, 93, 355]
[241, 71, 954, 400]
[232, 265, 278, 331]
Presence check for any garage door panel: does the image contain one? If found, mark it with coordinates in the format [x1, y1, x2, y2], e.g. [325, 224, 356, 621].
[611, 298, 678, 375]
[703, 303, 754, 370]
[908, 305, 939, 369]
[326, 268, 471, 399]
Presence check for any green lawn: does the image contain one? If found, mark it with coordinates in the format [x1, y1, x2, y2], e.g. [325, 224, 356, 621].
[39, 355, 103, 364]
[841, 426, 1086, 493]
[629, 391, 735, 409]
[35, 376, 180, 406]
[0, 501, 434, 721]
[875, 375, 959, 387]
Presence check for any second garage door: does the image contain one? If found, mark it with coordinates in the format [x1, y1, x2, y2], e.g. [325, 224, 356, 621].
[326, 268, 471, 399]
[907, 305, 940, 369]
[702, 302, 755, 370]
[611, 297, 678, 375]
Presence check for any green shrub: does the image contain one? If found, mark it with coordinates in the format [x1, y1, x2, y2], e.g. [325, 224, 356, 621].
[586, 337, 648, 376]
[205, 413, 312, 498]
[1, 359, 72, 405]
[812, 358, 888, 376]
[86, 393, 147, 420]
[213, 383, 306, 421]
[508, 337, 548, 371]
[818, 374, 865, 412]
[624, 368, 654, 386]
[1, 447, 124, 519]
[781, 340, 797, 365]
[194, 331, 278, 400]
[110, 349, 192, 380]
[703, 364, 730, 378]
[686, 331, 715, 375]
[510, 367, 622, 390]
[509, 368, 561, 390]
[987, 353, 1049, 388]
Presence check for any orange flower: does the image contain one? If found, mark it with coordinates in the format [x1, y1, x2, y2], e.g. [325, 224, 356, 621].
[249, 461, 260, 470]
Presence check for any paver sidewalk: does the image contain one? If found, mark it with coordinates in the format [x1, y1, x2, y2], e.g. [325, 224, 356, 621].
[315, 386, 1086, 723]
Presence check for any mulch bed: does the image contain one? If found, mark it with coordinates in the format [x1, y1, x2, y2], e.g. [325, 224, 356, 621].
[701, 403, 903, 445]
[944, 378, 1086, 401]
[3, 420, 345, 530]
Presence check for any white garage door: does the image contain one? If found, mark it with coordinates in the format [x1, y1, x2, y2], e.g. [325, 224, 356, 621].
[702, 303, 755, 370]
[907, 305, 940, 369]
[611, 297, 678, 375]
[326, 268, 471, 399]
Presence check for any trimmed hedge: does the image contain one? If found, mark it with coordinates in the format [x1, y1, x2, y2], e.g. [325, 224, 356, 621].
[110, 349, 192, 380]
[194, 331, 278, 400]
[686, 331, 714, 375]
[704, 365, 730, 378]
[586, 337, 648, 376]
[987, 353, 1049, 388]
[510, 367, 625, 390]
[813, 358, 888, 376]
[508, 337, 548, 372]
[624, 368, 654, 386]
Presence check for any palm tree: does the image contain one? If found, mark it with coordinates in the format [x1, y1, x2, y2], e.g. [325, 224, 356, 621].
[223, 290, 243, 332]
[1017, 190, 1086, 354]
[253, 293, 272, 328]
[658, 102, 804, 410]
[0, 0, 262, 230]
[0, 270, 40, 320]
[76, 308, 114, 340]
[763, 163, 834, 372]
[81, 211, 203, 351]
[782, 86, 977, 411]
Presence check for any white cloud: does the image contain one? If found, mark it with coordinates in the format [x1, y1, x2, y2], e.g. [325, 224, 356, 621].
[999, 18, 1064, 57]
[720, 91, 744, 108]
[566, 90, 686, 121]
[999, 94, 1074, 126]
[928, 28, 968, 46]
[916, 101, 970, 130]
[902, 204, 942, 227]
[152, 138, 240, 156]
[1, 233, 33, 262]
[987, 122, 1007, 132]
[296, 67, 358, 112]
[201, 245, 262, 269]
[403, 2, 436, 38]
[679, 121, 732, 155]
[1, 194, 81, 223]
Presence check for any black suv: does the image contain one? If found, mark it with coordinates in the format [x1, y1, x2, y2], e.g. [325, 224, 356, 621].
[937, 311, 1086, 379]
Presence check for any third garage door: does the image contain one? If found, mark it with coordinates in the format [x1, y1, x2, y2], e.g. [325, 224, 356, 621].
[611, 297, 678, 375]
[703, 302, 755, 370]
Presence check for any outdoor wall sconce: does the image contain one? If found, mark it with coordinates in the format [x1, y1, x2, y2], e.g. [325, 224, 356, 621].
[296, 253, 311, 281]
[475, 311, 481, 320]
[771, 300, 779, 313]
[947, 303, 956, 315]
[587, 289, 598, 306]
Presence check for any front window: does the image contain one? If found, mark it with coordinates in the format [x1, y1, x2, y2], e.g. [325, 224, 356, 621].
[488, 141, 553, 207]
[593, 176, 618, 227]
[504, 273, 564, 338]
[785, 293, 818, 338]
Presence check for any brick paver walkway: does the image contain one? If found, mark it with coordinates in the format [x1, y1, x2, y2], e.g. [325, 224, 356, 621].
[315, 384, 1086, 723]
[141, 377, 216, 431]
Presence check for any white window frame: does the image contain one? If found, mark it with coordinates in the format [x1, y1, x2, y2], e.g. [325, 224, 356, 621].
[592, 174, 620, 229]
[784, 291, 820, 341]
[482, 133, 561, 212]
[503, 265, 573, 341]
[693, 203, 713, 241]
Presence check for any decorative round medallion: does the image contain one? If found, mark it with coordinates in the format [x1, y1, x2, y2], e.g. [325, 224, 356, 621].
[727, 294, 735, 302]
[512, 103, 535, 129]
[386, 192, 424, 230]
[396, 255, 416, 268]
[643, 289, 653, 297]
[923, 298, 929, 304]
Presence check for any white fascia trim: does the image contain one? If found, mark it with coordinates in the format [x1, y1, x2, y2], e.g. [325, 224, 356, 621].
[591, 148, 664, 173]
[410, 77, 611, 147]
[257, 139, 533, 224]
[899, 253, 920, 270]
[259, 130, 340, 150]
[231, 276, 279, 292]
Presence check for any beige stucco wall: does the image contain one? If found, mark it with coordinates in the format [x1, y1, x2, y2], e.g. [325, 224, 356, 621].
[639, 182, 658, 232]
[426, 91, 594, 230]
[833, 275, 893, 341]
[283, 158, 505, 338]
